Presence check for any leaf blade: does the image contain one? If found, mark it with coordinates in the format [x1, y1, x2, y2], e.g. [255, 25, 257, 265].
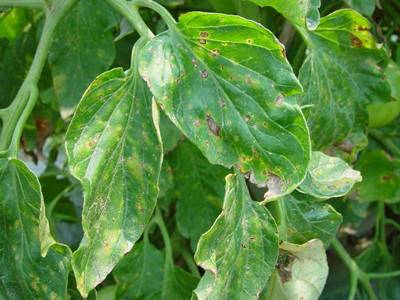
[66, 64, 163, 296]
[194, 173, 279, 299]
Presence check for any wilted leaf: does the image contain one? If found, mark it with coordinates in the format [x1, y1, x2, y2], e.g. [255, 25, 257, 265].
[0, 158, 70, 299]
[194, 173, 279, 299]
[261, 239, 329, 300]
[49, 0, 117, 119]
[171, 140, 227, 247]
[247, 0, 321, 29]
[139, 12, 311, 200]
[66, 53, 163, 295]
[298, 151, 362, 199]
[297, 9, 391, 149]
[354, 150, 400, 203]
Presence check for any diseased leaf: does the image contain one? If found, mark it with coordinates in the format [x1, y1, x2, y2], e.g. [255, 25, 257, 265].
[49, 0, 117, 119]
[139, 12, 311, 200]
[297, 9, 391, 149]
[261, 239, 329, 300]
[194, 173, 279, 299]
[113, 239, 164, 299]
[298, 151, 362, 199]
[0, 158, 70, 299]
[345, 0, 376, 16]
[65, 48, 163, 295]
[247, 0, 321, 29]
[278, 192, 342, 246]
[171, 140, 227, 247]
[354, 150, 400, 203]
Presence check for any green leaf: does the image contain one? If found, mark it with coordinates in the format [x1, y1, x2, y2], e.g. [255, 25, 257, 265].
[298, 151, 362, 199]
[113, 239, 164, 299]
[246, 0, 321, 29]
[194, 173, 279, 299]
[345, 0, 376, 16]
[354, 150, 400, 203]
[0, 25, 36, 108]
[261, 239, 329, 300]
[139, 12, 311, 200]
[49, 0, 117, 119]
[0, 158, 70, 299]
[278, 192, 342, 246]
[0, 8, 28, 41]
[386, 61, 400, 100]
[159, 109, 182, 154]
[156, 266, 199, 300]
[368, 101, 400, 128]
[65, 59, 163, 294]
[171, 140, 227, 247]
[297, 9, 391, 149]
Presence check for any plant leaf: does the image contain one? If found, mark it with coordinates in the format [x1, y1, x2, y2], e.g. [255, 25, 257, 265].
[65, 63, 163, 295]
[113, 239, 164, 299]
[246, 0, 321, 29]
[297, 9, 391, 149]
[158, 266, 199, 300]
[345, 0, 376, 16]
[194, 173, 279, 299]
[261, 239, 329, 300]
[278, 192, 342, 246]
[0, 158, 70, 299]
[139, 12, 311, 200]
[354, 150, 400, 203]
[298, 151, 362, 199]
[171, 140, 227, 247]
[49, 0, 117, 119]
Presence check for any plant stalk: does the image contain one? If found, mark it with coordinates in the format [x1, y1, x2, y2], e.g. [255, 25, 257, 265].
[106, 0, 154, 39]
[0, 0, 44, 9]
[0, 0, 78, 156]
[331, 238, 378, 300]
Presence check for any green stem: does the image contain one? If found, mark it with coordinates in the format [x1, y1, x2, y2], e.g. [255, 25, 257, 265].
[367, 270, 400, 279]
[154, 206, 175, 299]
[267, 199, 287, 240]
[131, 0, 176, 29]
[331, 239, 378, 300]
[0, 0, 44, 9]
[47, 183, 78, 218]
[154, 206, 173, 266]
[369, 129, 400, 158]
[106, 0, 154, 39]
[385, 218, 400, 232]
[180, 247, 201, 278]
[0, 0, 78, 156]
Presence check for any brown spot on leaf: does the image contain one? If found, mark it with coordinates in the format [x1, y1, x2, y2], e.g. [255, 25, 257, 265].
[281, 47, 286, 57]
[245, 114, 251, 122]
[211, 49, 220, 57]
[191, 58, 198, 68]
[199, 39, 207, 45]
[241, 243, 247, 248]
[206, 114, 221, 137]
[246, 38, 253, 44]
[201, 70, 209, 78]
[357, 26, 369, 31]
[275, 95, 284, 106]
[351, 34, 363, 48]
[200, 31, 209, 38]
[381, 174, 392, 182]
